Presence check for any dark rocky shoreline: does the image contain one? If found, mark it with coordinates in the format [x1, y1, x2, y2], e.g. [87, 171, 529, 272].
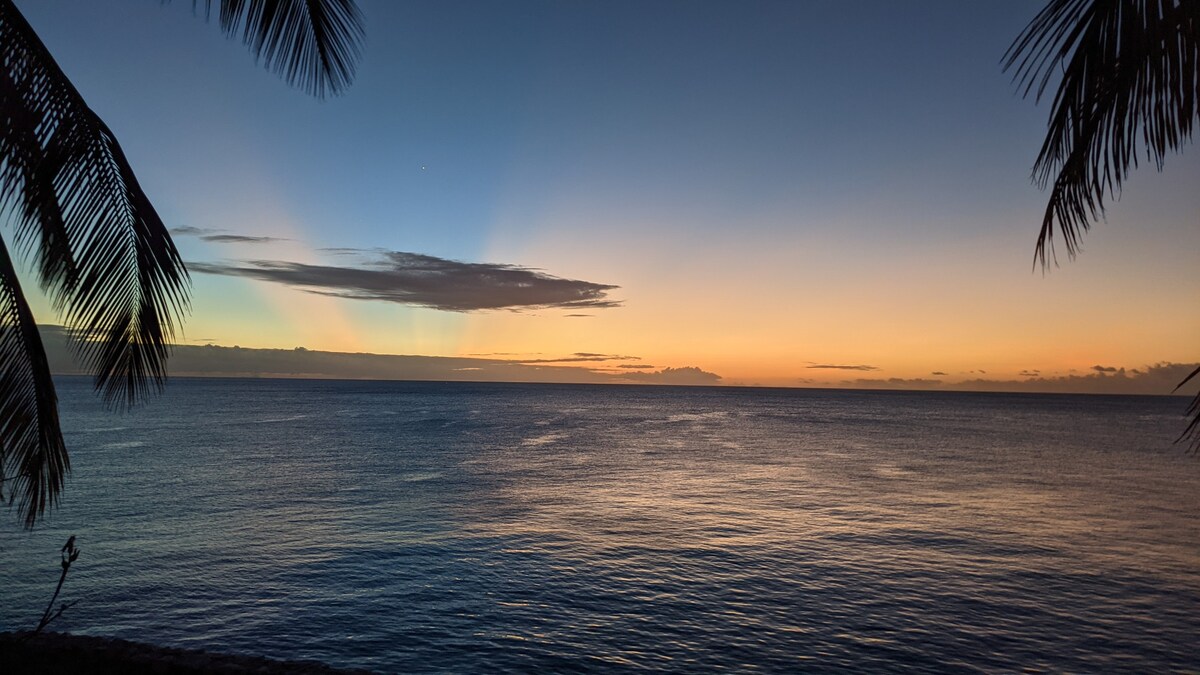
[0, 632, 373, 674]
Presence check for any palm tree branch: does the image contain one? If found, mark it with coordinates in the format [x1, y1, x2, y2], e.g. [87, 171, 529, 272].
[1007, 1, 1200, 448]
[176, 0, 364, 98]
[1004, 0, 1200, 265]
[0, 232, 67, 528]
[0, 46, 78, 295]
[0, 0, 190, 408]
[1174, 365, 1200, 452]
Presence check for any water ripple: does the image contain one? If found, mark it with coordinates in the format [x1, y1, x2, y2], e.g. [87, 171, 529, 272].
[1, 379, 1196, 672]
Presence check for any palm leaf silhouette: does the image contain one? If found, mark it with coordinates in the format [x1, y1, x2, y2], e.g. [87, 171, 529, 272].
[1005, 0, 1199, 448]
[1004, 0, 1198, 264]
[1174, 365, 1200, 450]
[180, 0, 365, 98]
[0, 237, 66, 528]
[0, 0, 364, 526]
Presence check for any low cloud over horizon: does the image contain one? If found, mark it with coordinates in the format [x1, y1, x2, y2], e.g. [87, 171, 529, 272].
[619, 366, 721, 385]
[845, 363, 1199, 396]
[38, 326, 712, 387]
[36, 326, 1195, 396]
[189, 250, 620, 312]
[844, 377, 944, 389]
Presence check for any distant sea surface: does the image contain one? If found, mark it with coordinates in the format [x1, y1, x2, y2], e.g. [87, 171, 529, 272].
[2, 378, 1198, 672]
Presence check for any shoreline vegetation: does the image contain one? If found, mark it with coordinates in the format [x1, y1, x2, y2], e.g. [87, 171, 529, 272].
[0, 631, 370, 674]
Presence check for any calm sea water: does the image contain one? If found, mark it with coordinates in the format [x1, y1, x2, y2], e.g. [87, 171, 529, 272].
[1, 377, 1198, 672]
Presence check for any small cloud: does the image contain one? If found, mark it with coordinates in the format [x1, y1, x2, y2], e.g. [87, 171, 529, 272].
[200, 234, 287, 245]
[564, 314, 594, 318]
[171, 227, 285, 245]
[931, 371, 946, 376]
[516, 353, 636, 364]
[170, 226, 220, 236]
[807, 364, 879, 371]
[617, 364, 655, 369]
[1092, 365, 1119, 373]
[1019, 369, 1041, 377]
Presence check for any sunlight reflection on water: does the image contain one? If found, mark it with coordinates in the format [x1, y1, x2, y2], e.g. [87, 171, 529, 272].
[1, 378, 1197, 672]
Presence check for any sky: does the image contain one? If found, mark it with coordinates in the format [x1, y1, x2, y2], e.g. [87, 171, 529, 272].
[14, 0, 1200, 390]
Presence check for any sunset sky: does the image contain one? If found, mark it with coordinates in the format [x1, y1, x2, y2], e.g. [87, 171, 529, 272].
[17, 0, 1200, 389]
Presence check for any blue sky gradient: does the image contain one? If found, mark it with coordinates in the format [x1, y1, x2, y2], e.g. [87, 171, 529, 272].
[14, 0, 1200, 387]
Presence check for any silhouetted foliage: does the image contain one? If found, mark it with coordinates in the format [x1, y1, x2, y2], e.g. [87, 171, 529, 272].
[0, 0, 364, 527]
[1005, 0, 1199, 264]
[177, 0, 364, 98]
[1175, 365, 1200, 450]
[34, 535, 80, 633]
[1005, 0, 1199, 447]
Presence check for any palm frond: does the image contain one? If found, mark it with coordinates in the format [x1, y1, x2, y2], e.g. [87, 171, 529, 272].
[0, 234, 67, 528]
[179, 0, 365, 98]
[1003, 0, 1200, 265]
[0, 0, 190, 409]
[1174, 365, 1200, 452]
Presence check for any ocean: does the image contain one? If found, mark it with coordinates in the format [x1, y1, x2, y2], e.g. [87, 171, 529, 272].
[1, 377, 1198, 672]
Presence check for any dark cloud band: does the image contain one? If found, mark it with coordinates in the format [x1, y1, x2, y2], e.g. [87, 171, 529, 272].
[200, 234, 287, 244]
[189, 251, 620, 312]
[515, 354, 636, 364]
[807, 364, 879, 371]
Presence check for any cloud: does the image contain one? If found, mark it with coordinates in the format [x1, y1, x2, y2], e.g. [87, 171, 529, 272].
[846, 377, 943, 389]
[189, 251, 621, 312]
[515, 353, 636, 364]
[200, 234, 287, 244]
[170, 226, 219, 236]
[37, 326, 718, 387]
[953, 362, 1200, 395]
[931, 371, 947, 376]
[807, 364, 879, 371]
[564, 314, 594, 318]
[171, 227, 285, 245]
[36, 324, 1194, 396]
[831, 363, 1198, 395]
[619, 366, 721, 385]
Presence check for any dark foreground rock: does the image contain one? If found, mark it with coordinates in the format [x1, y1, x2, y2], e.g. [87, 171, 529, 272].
[0, 632, 373, 674]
